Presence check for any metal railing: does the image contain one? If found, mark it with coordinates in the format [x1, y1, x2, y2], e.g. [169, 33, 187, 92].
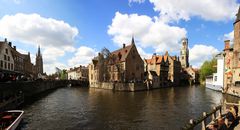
[182, 100, 240, 130]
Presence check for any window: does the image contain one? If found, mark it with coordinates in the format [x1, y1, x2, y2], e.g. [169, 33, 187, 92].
[0, 60, 3, 68]
[214, 76, 217, 81]
[4, 55, 6, 60]
[11, 64, 13, 70]
[8, 63, 10, 70]
[91, 74, 93, 80]
[8, 56, 10, 61]
[4, 62, 7, 69]
[5, 49, 8, 54]
[182, 56, 184, 60]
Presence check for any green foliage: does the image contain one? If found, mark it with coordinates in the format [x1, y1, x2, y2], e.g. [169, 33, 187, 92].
[60, 69, 67, 80]
[199, 58, 217, 82]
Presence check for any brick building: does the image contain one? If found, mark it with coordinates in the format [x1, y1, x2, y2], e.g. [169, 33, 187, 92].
[164, 51, 182, 86]
[89, 37, 144, 87]
[223, 7, 240, 91]
[0, 38, 44, 78]
[67, 65, 88, 80]
[144, 53, 169, 87]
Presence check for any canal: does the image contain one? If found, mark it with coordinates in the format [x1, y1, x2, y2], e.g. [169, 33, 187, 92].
[20, 85, 239, 130]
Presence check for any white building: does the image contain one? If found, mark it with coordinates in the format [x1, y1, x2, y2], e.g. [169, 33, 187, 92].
[206, 53, 224, 91]
[0, 39, 14, 71]
[67, 65, 88, 80]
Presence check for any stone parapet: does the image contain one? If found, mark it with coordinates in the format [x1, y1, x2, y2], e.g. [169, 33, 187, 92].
[90, 82, 147, 91]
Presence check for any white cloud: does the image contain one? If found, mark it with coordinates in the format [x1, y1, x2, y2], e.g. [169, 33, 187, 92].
[137, 47, 152, 59]
[149, 0, 239, 23]
[68, 46, 97, 67]
[129, 0, 145, 5]
[189, 44, 219, 67]
[44, 62, 68, 74]
[16, 48, 28, 54]
[224, 30, 234, 41]
[0, 13, 79, 74]
[0, 13, 78, 48]
[108, 12, 186, 53]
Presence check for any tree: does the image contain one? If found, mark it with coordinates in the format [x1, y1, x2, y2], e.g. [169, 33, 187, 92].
[60, 69, 67, 80]
[199, 58, 217, 82]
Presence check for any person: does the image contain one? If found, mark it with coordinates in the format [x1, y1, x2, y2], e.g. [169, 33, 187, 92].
[217, 118, 228, 130]
[226, 107, 237, 130]
[233, 106, 238, 117]
[231, 106, 239, 129]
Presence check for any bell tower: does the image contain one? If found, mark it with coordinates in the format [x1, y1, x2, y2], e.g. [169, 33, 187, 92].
[180, 38, 189, 68]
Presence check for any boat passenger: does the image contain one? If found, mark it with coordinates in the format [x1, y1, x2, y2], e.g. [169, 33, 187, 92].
[217, 118, 227, 130]
[226, 107, 238, 130]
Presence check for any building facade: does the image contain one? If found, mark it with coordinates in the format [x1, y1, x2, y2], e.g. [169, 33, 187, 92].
[0, 39, 14, 71]
[67, 65, 88, 80]
[205, 53, 224, 91]
[0, 38, 44, 78]
[222, 7, 240, 93]
[89, 38, 144, 87]
[165, 51, 182, 86]
[144, 53, 169, 87]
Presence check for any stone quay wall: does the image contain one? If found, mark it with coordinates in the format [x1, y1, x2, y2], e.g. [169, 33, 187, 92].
[90, 82, 147, 91]
[226, 85, 240, 97]
[0, 80, 88, 98]
[0, 80, 88, 110]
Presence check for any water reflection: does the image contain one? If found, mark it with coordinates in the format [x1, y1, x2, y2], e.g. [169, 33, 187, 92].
[21, 85, 239, 130]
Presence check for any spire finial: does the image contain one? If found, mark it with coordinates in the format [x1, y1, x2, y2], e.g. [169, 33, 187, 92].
[38, 45, 41, 56]
[131, 34, 135, 44]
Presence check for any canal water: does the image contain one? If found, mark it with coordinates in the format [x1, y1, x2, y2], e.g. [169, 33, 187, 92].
[20, 85, 239, 130]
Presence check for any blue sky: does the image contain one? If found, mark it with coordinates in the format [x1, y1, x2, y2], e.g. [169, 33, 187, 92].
[0, 0, 239, 74]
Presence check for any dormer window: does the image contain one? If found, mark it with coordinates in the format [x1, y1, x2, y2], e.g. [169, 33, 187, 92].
[118, 52, 122, 60]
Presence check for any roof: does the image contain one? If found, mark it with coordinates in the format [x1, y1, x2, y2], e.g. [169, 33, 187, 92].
[235, 6, 240, 24]
[68, 66, 88, 73]
[145, 55, 163, 64]
[0, 42, 4, 50]
[110, 43, 134, 63]
[145, 51, 179, 65]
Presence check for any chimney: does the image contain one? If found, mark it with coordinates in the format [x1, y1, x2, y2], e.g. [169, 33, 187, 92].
[4, 38, 7, 43]
[13, 46, 16, 50]
[123, 43, 126, 48]
[8, 42, 12, 47]
[224, 40, 230, 50]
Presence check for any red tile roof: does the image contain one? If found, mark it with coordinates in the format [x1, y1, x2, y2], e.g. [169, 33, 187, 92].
[145, 55, 165, 64]
[110, 44, 133, 63]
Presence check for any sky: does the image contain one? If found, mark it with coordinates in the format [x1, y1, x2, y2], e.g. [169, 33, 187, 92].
[0, 0, 239, 74]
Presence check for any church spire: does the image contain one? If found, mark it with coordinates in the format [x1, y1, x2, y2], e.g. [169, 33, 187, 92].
[38, 45, 41, 56]
[131, 35, 135, 44]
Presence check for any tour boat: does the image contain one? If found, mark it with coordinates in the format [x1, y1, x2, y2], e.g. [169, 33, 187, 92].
[0, 110, 24, 130]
